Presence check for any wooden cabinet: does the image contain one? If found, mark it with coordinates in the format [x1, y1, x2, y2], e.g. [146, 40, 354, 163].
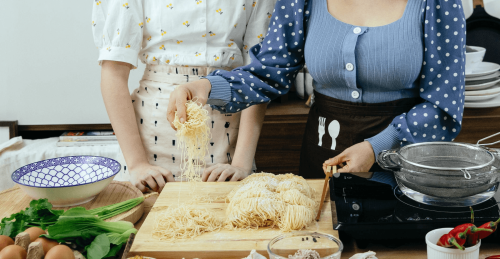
[255, 100, 500, 174]
[255, 99, 309, 174]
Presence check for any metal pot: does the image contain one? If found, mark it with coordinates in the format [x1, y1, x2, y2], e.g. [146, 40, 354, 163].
[377, 141, 500, 199]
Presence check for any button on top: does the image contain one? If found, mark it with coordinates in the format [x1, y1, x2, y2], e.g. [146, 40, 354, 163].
[353, 27, 362, 34]
[346, 63, 354, 71]
[351, 91, 360, 99]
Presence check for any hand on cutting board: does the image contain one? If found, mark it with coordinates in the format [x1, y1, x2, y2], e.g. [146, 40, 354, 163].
[323, 141, 375, 173]
[129, 163, 175, 193]
[202, 163, 252, 182]
[166, 79, 212, 130]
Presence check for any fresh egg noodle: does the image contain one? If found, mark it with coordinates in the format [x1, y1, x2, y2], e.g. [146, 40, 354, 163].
[172, 100, 210, 182]
[153, 100, 222, 241]
[152, 205, 224, 240]
[226, 173, 318, 231]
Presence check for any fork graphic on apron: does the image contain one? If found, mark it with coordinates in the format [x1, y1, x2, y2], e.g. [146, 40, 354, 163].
[318, 116, 326, 147]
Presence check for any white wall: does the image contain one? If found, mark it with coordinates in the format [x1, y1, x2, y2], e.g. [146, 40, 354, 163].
[0, 1, 145, 125]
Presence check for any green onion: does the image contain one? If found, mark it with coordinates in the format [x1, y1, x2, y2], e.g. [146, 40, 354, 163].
[88, 192, 156, 220]
[88, 197, 144, 220]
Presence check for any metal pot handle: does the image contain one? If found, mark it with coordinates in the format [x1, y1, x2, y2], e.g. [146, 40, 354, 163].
[461, 169, 472, 180]
[377, 150, 401, 171]
[477, 132, 500, 146]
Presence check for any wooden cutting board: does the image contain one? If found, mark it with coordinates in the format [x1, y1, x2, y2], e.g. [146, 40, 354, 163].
[129, 180, 337, 259]
[0, 181, 144, 224]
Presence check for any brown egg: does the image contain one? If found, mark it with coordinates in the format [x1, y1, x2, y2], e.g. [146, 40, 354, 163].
[23, 227, 46, 242]
[45, 245, 75, 259]
[0, 245, 26, 259]
[34, 237, 58, 254]
[0, 236, 14, 252]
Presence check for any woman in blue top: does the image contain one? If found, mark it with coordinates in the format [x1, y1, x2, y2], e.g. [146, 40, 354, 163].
[166, 0, 466, 180]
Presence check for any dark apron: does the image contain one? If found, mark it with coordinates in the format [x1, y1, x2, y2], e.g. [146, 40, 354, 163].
[298, 91, 419, 179]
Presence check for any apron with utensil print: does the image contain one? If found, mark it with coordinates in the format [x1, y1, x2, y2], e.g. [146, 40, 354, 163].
[299, 91, 419, 179]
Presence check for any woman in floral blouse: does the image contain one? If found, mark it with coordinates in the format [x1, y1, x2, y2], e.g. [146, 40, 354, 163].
[93, 0, 276, 192]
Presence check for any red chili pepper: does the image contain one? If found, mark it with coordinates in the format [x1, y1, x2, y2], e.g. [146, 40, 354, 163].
[437, 233, 464, 250]
[466, 231, 480, 246]
[453, 224, 493, 246]
[478, 218, 500, 240]
[453, 227, 470, 247]
[465, 226, 493, 246]
[485, 255, 500, 259]
[449, 223, 491, 237]
[449, 223, 474, 236]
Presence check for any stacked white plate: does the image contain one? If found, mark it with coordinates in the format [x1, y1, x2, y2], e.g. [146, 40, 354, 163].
[464, 62, 500, 108]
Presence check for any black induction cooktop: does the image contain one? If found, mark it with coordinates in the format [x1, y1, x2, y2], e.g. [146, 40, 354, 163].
[330, 173, 500, 248]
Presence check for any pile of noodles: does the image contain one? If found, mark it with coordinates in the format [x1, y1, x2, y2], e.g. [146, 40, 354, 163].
[226, 173, 318, 232]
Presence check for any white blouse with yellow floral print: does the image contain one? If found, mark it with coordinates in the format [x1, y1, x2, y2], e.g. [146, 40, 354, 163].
[92, 0, 276, 68]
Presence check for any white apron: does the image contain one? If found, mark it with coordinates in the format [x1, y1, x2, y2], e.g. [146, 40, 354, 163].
[116, 65, 247, 181]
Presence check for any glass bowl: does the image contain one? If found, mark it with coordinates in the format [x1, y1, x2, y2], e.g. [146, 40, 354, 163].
[267, 232, 343, 259]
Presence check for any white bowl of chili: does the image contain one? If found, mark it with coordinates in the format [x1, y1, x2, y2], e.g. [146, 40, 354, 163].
[426, 228, 481, 259]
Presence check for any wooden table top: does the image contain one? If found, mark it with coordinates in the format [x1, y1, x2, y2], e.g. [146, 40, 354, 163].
[135, 191, 500, 259]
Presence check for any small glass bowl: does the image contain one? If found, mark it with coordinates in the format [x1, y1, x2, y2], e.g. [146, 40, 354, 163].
[267, 231, 343, 259]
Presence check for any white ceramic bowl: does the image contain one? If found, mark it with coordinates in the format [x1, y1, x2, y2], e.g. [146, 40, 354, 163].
[12, 156, 121, 207]
[426, 228, 481, 259]
[466, 46, 486, 75]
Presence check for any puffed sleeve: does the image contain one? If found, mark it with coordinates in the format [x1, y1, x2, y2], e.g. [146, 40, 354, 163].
[205, 0, 311, 112]
[366, 0, 466, 156]
[92, 0, 144, 68]
[241, 0, 277, 65]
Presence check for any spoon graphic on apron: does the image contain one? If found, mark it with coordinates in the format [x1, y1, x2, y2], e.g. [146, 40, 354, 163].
[328, 120, 340, 150]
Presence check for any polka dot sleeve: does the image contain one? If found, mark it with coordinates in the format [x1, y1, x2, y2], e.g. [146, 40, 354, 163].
[391, 0, 466, 146]
[206, 0, 311, 112]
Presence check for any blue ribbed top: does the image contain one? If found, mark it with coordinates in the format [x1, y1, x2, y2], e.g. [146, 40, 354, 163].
[206, 0, 466, 158]
[305, 0, 424, 103]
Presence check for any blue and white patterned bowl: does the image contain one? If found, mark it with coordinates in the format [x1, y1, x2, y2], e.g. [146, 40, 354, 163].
[12, 156, 121, 207]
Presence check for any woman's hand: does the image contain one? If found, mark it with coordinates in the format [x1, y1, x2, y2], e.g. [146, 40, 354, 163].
[129, 163, 175, 193]
[202, 163, 252, 182]
[166, 79, 212, 130]
[323, 141, 375, 173]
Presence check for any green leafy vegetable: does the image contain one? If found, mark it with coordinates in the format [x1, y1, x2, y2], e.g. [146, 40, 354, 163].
[45, 208, 136, 240]
[43, 207, 137, 259]
[105, 244, 123, 258]
[86, 234, 110, 259]
[88, 196, 145, 220]
[106, 228, 137, 245]
[0, 199, 63, 238]
[0, 198, 141, 258]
